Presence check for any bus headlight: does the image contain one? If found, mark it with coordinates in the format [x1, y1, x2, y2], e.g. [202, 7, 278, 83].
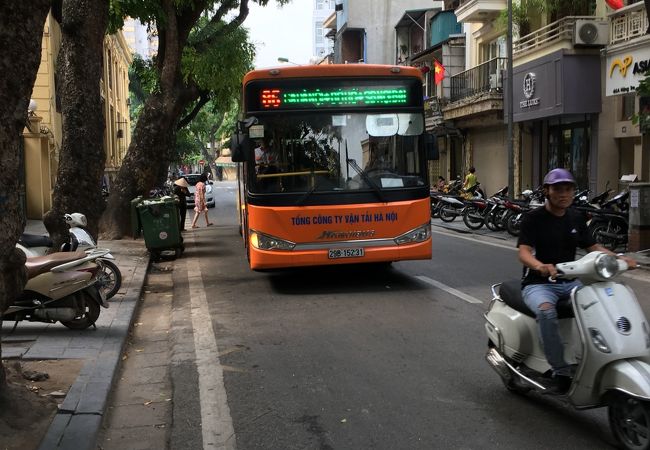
[394, 224, 431, 245]
[250, 230, 295, 251]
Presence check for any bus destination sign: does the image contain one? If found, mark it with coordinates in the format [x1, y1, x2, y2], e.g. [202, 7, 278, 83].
[261, 87, 409, 109]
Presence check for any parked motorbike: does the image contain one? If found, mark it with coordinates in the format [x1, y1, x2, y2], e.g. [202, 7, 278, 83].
[16, 213, 122, 299]
[5, 249, 110, 330]
[436, 182, 485, 222]
[588, 209, 629, 251]
[485, 251, 650, 450]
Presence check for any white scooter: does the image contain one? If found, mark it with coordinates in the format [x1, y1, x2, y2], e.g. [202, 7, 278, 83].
[485, 251, 650, 450]
[5, 249, 110, 330]
[16, 213, 122, 299]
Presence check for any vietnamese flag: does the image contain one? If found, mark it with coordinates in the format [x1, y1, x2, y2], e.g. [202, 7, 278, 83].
[434, 60, 445, 85]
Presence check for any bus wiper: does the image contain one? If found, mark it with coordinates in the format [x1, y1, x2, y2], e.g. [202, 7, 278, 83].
[296, 178, 322, 205]
[347, 158, 386, 203]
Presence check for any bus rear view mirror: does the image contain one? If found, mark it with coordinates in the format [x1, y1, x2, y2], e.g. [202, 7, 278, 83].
[425, 134, 438, 160]
[230, 133, 250, 162]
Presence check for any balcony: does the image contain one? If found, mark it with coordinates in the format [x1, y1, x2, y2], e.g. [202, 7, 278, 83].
[513, 16, 605, 61]
[455, 0, 505, 23]
[449, 57, 505, 102]
[443, 57, 506, 121]
[610, 2, 649, 46]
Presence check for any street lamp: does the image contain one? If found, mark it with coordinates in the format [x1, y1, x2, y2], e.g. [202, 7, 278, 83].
[277, 57, 299, 65]
[506, 0, 515, 197]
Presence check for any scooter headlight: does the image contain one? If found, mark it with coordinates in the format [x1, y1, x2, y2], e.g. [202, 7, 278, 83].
[589, 328, 611, 353]
[595, 254, 619, 279]
[250, 230, 295, 251]
[395, 224, 431, 245]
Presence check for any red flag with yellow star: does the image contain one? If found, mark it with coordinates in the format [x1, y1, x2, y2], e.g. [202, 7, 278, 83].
[434, 60, 445, 85]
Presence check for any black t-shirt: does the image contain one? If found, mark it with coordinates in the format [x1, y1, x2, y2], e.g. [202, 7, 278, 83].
[517, 206, 596, 286]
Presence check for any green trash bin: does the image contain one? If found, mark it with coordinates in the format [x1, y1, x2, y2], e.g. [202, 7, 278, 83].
[136, 196, 183, 259]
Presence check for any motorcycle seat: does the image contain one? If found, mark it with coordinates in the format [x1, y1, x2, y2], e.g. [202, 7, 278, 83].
[25, 251, 87, 279]
[498, 280, 574, 319]
[19, 233, 53, 248]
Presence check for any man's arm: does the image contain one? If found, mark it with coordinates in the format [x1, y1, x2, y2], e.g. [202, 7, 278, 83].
[519, 245, 558, 278]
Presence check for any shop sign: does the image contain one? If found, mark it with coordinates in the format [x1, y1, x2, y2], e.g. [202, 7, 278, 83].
[520, 72, 540, 108]
[606, 48, 650, 96]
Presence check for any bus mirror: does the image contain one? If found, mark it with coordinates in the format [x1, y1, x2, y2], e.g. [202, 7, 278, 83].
[230, 133, 250, 162]
[425, 134, 438, 160]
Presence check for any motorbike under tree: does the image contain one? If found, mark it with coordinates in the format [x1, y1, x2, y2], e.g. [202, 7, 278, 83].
[5, 250, 109, 330]
[16, 213, 122, 299]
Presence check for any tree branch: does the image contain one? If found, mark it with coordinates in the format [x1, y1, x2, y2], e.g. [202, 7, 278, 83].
[177, 91, 210, 130]
[193, 0, 249, 53]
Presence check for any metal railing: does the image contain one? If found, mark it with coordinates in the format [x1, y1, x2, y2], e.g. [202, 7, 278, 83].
[512, 16, 591, 56]
[449, 57, 506, 103]
[610, 2, 648, 45]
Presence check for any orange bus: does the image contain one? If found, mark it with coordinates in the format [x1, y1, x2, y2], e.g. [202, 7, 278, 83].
[230, 64, 434, 270]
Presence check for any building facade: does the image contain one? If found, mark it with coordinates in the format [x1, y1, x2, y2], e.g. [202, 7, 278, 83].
[445, 0, 625, 195]
[23, 12, 132, 219]
[313, 0, 335, 60]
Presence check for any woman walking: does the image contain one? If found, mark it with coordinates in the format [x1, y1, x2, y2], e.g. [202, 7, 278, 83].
[190, 173, 213, 228]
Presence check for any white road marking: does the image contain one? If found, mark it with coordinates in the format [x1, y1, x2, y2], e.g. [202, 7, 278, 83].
[186, 234, 236, 450]
[430, 227, 517, 251]
[415, 275, 484, 304]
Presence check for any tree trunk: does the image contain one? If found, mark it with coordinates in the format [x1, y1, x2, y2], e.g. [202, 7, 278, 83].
[0, 1, 51, 393]
[43, 0, 109, 247]
[99, 0, 201, 239]
[99, 91, 190, 239]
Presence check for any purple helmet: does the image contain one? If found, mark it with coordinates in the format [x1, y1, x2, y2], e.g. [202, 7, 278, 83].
[543, 168, 576, 186]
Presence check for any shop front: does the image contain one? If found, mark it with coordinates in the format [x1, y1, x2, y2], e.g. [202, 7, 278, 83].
[603, 44, 650, 185]
[509, 50, 601, 191]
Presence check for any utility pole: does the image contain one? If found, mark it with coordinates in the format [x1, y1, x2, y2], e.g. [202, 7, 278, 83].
[506, 0, 515, 197]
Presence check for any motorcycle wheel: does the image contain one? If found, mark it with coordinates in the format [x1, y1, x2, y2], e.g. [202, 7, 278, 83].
[608, 392, 650, 450]
[61, 291, 100, 330]
[96, 259, 122, 299]
[591, 222, 625, 251]
[506, 214, 521, 237]
[462, 206, 484, 230]
[439, 205, 458, 222]
[485, 211, 500, 231]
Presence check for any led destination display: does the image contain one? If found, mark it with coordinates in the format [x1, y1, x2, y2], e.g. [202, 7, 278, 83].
[246, 77, 422, 112]
[260, 87, 408, 109]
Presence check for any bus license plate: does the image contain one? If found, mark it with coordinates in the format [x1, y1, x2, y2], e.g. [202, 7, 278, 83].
[328, 248, 364, 259]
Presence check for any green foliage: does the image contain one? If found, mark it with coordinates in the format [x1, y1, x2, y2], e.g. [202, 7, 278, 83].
[183, 22, 255, 96]
[633, 71, 650, 131]
[497, 0, 595, 34]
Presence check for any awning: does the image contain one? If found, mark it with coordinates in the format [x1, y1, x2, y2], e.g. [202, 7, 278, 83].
[394, 9, 431, 29]
[410, 46, 438, 65]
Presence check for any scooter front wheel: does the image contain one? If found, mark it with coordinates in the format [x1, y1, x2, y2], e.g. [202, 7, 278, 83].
[96, 259, 122, 299]
[609, 392, 650, 450]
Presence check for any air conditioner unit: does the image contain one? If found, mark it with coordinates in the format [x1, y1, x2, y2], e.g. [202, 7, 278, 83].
[574, 19, 609, 46]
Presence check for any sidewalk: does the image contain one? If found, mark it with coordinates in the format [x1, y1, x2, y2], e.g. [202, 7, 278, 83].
[1, 220, 149, 450]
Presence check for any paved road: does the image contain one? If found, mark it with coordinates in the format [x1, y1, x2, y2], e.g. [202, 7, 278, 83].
[102, 181, 650, 449]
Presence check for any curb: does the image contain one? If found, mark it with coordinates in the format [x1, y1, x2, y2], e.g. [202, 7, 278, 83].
[37, 251, 150, 450]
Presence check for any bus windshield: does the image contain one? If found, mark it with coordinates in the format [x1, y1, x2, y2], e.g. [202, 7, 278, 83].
[249, 111, 426, 194]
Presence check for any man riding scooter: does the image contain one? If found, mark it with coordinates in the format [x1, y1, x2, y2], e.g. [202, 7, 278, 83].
[517, 168, 637, 393]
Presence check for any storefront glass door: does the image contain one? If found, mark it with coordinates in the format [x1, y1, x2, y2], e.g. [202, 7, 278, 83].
[547, 121, 590, 189]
